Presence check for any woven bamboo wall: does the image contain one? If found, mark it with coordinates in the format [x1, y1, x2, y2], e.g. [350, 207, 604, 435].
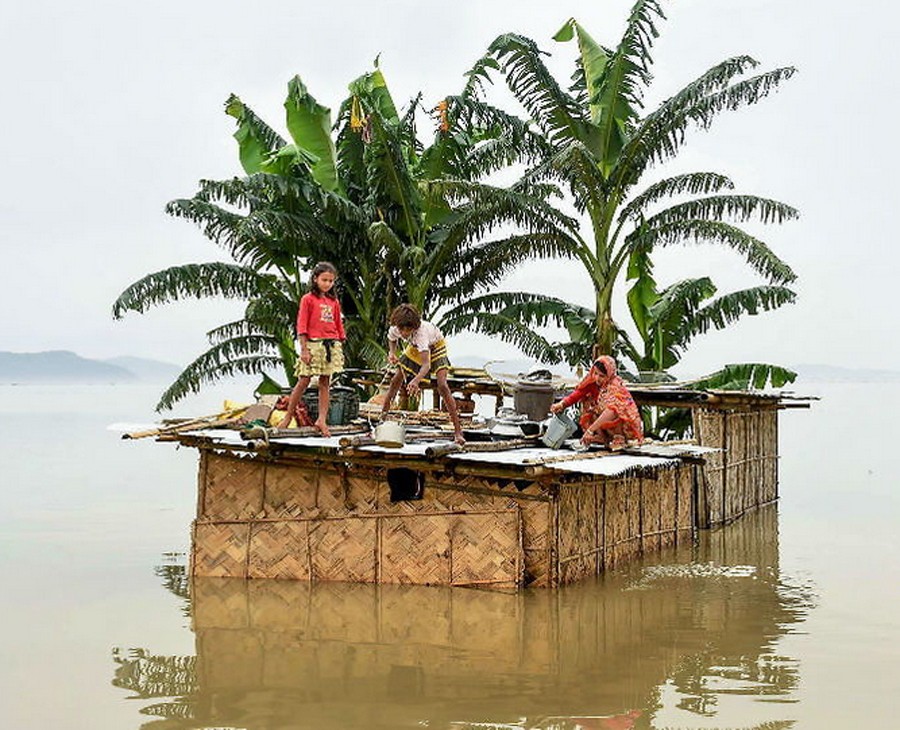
[194, 452, 528, 588]
[694, 406, 780, 527]
[193, 450, 697, 588]
[125, 504, 802, 726]
[555, 465, 695, 581]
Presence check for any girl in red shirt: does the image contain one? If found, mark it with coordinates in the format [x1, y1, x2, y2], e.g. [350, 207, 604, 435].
[278, 262, 346, 436]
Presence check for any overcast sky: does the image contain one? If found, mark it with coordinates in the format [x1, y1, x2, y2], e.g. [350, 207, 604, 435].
[2, 0, 897, 377]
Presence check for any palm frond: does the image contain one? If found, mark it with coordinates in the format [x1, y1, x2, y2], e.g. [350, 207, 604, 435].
[688, 285, 796, 337]
[644, 194, 799, 227]
[427, 179, 580, 251]
[424, 95, 552, 179]
[623, 63, 796, 181]
[620, 172, 735, 221]
[627, 219, 797, 284]
[284, 76, 341, 192]
[445, 291, 595, 345]
[486, 33, 588, 146]
[112, 263, 269, 318]
[688, 362, 797, 391]
[587, 0, 665, 170]
[206, 319, 262, 345]
[443, 309, 565, 364]
[360, 111, 423, 239]
[155, 336, 283, 411]
[224, 94, 288, 174]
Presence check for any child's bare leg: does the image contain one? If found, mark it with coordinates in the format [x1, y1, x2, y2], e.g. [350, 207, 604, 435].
[381, 369, 405, 420]
[278, 376, 311, 428]
[314, 375, 331, 436]
[436, 369, 465, 445]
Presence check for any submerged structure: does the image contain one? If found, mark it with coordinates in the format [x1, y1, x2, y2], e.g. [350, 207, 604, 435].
[165, 383, 807, 589]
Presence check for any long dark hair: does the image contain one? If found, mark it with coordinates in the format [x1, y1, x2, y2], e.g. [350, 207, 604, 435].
[308, 261, 338, 299]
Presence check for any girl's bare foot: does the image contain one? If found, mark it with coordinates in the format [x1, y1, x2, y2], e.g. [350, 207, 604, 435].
[454, 432, 466, 446]
[315, 419, 331, 437]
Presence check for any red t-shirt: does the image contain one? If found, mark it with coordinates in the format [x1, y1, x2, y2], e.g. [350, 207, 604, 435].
[296, 292, 345, 340]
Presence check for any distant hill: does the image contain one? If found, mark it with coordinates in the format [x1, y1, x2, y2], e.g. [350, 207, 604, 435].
[793, 363, 900, 383]
[103, 356, 182, 382]
[0, 351, 181, 384]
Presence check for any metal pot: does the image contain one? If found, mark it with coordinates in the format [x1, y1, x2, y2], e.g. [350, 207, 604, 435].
[489, 421, 525, 439]
[374, 420, 406, 448]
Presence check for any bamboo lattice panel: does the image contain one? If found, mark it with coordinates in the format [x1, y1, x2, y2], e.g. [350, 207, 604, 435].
[343, 465, 380, 513]
[379, 513, 451, 584]
[379, 510, 521, 587]
[760, 409, 779, 504]
[640, 474, 663, 554]
[248, 521, 310, 580]
[202, 453, 264, 521]
[263, 464, 318, 518]
[309, 517, 378, 583]
[520, 499, 552, 587]
[557, 483, 602, 584]
[315, 468, 347, 517]
[676, 464, 695, 537]
[725, 411, 748, 521]
[695, 409, 726, 527]
[449, 511, 522, 587]
[603, 476, 642, 569]
[192, 522, 250, 577]
[195, 510, 522, 587]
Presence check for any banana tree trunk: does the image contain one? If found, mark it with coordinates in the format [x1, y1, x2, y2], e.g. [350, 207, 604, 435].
[594, 291, 615, 358]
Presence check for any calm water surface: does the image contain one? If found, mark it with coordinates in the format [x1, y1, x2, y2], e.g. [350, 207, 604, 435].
[1, 382, 897, 729]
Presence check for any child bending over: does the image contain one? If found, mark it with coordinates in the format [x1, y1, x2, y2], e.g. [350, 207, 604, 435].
[381, 304, 466, 446]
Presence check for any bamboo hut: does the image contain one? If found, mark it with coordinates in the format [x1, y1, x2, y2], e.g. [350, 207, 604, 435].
[173, 429, 704, 589]
[141, 370, 809, 589]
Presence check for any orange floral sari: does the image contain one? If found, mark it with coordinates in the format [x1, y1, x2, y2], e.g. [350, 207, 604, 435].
[561, 356, 643, 441]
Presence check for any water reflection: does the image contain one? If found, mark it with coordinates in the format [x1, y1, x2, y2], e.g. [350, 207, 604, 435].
[112, 506, 812, 729]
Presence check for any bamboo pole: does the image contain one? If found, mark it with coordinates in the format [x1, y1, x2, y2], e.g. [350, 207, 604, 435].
[252, 424, 367, 440]
[122, 409, 246, 439]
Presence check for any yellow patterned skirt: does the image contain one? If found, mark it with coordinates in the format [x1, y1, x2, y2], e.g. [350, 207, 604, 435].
[294, 339, 344, 377]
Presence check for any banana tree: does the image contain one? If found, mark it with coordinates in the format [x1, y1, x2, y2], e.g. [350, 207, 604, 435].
[114, 66, 564, 409]
[343, 66, 575, 325]
[621, 240, 797, 436]
[461, 1, 798, 359]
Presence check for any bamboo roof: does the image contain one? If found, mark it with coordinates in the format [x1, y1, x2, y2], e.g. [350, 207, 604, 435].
[173, 427, 712, 479]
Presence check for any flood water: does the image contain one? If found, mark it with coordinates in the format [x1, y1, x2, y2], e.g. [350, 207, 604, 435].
[1, 382, 898, 729]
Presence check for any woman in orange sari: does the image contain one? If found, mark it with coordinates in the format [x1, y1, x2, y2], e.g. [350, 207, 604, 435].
[549, 355, 643, 450]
